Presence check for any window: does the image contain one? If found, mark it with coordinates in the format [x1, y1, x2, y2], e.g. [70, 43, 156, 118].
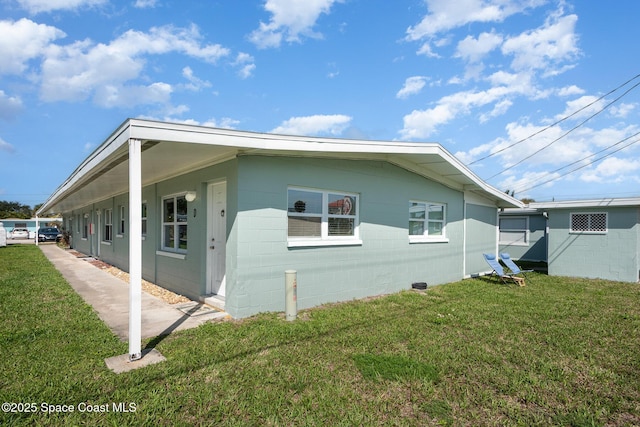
[499, 216, 528, 245]
[409, 202, 447, 242]
[118, 205, 126, 235]
[104, 209, 113, 242]
[162, 195, 188, 252]
[141, 202, 147, 236]
[287, 187, 360, 246]
[571, 212, 607, 233]
[82, 214, 88, 239]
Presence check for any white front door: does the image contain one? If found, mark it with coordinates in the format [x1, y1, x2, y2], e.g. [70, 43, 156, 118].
[207, 181, 227, 296]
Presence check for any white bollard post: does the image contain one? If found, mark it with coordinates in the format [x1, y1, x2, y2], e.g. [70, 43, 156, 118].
[285, 270, 297, 321]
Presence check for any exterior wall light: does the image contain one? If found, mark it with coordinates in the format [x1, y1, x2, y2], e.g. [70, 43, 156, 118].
[185, 191, 197, 202]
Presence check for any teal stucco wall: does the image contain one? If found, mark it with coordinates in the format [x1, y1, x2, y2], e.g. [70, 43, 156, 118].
[464, 203, 498, 276]
[547, 207, 640, 283]
[63, 159, 238, 302]
[60, 154, 504, 319]
[227, 155, 469, 318]
[498, 212, 547, 261]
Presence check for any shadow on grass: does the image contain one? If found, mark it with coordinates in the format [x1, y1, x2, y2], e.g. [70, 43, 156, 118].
[143, 303, 206, 350]
[130, 294, 439, 384]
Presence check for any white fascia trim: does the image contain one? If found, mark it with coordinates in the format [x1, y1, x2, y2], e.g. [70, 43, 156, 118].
[530, 197, 640, 209]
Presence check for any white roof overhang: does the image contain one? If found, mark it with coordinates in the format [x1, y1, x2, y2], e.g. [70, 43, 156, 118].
[37, 118, 522, 215]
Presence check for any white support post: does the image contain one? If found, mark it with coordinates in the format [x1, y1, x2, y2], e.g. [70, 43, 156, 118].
[35, 215, 39, 246]
[128, 138, 142, 361]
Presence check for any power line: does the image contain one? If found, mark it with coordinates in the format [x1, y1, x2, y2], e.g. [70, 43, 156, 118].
[469, 72, 640, 166]
[513, 133, 640, 194]
[485, 78, 640, 180]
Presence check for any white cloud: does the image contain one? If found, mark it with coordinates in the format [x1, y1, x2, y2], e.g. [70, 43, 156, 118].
[455, 31, 503, 63]
[499, 170, 561, 195]
[233, 52, 256, 79]
[0, 90, 24, 120]
[399, 81, 533, 140]
[552, 95, 605, 122]
[499, 122, 592, 167]
[134, 0, 158, 8]
[238, 63, 256, 79]
[399, 4, 581, 140]
[480, 98, 513, 123]
[609, 103, 636, 119]
[0, 137, 16, 153]
[271, 114, 352, 136]
[203, 117, 240, 129]
[557, 85, 584, 97]
[181, 66, 212, 91]
[406, 0, 544, 55]
[580, 157, 640, 183]
[142, 116, 240, 129]
[39, 24, 230, 105]
[501, 12, 580, 73]
[93, 82, 173, 108]
[17, 0, 107, 14]
[396, 76, 427, 99]
[249, 0, 342, 49]
[0, 18, 65, 75]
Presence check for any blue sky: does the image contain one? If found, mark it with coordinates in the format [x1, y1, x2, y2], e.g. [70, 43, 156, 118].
[1, 0, 639, 208]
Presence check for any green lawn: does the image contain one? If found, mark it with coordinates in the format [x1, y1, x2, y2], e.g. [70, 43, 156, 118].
[1, 244, 639, 426]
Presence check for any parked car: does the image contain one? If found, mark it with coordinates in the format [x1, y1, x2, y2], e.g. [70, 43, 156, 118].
[10, 228, 29, 239]
[37, 227, 62, 242]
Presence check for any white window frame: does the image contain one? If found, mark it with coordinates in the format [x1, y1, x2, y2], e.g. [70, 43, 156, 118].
[409, 201, 448, 243]
[103, 208, 113, 242]
[499, 216, 529, 246]
[160, 194, 189, 254]
[570, 212, 608, 234]
[117, 205, 125, 236]
[141, 201, 147, 239]
[82, 214, 89, 240]
[287, 186, 361, 247]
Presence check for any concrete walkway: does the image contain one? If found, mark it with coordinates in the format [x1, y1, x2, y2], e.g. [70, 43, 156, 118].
[39, 244, 228, 341]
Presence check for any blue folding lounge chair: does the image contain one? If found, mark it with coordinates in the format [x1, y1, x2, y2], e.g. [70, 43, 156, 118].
[482, 253, 525, 286]
[499, 253, 534, 279]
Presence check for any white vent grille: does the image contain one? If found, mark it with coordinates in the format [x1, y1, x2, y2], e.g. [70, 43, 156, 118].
[571, 213, 607, 232]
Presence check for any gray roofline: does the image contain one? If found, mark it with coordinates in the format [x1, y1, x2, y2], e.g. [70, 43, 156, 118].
[529, 197, 640, 209]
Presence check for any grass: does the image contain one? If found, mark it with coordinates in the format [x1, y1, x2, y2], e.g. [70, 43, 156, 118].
[1, 244, 639, 426]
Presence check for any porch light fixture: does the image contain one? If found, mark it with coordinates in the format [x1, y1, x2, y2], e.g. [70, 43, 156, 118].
[185, 191, 197, 202]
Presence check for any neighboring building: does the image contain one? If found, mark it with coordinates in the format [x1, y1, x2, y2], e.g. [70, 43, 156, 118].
[529, 198, 640, 283]
[37, 119, 521, 319]
[498, 208, 547, 262]
[1, 218, 62, 239]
